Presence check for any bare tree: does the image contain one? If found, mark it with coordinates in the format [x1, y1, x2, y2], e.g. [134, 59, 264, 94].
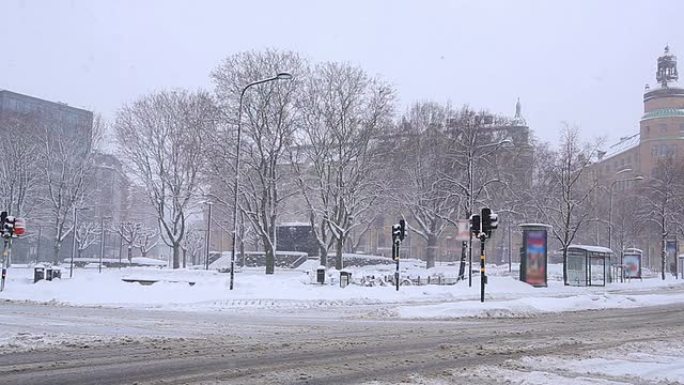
[0, 112, 43, 217]
[394, 101, 460, 268]
[293, 62, 395, 269]
[116, 221, 159, 262]
[75, 222, 100, 258]
[116, 221, 139, 262]
[115, 90, 216, 269]
[39, 115, 100, 264]
[135, 226, 159, 260]
[181, 228, 204, 267]
[639, 156, 684, 279]
[211, 50, 304, 274]
[532, 125, 601, 283]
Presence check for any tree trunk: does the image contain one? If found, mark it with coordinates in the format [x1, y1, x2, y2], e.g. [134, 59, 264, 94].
[562, 247, 568, 285]
[127, 245, 133, 262]
[141, 248, 148, 259]
[182, 248, 187, 268]
[426, 233, 438, 269]
[172, 244, 180, 269]
[264, 245, 275, 275]
[458, 241, 467, 280]
[319, 247, 328, 268]
[335, 238, 344, 270]
[53, 242, 61, 265]
[662, 237, 666, 280]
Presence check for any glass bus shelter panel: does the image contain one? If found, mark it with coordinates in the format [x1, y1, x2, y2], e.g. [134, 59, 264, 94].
[589, 256, 606, 287]
[567, 251, 587, 286]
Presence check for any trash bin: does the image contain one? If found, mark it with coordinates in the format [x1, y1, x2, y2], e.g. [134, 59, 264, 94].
[51, 268, 61, 280]
[45, 268, 53, 281]
[316, 266, 326, 284]
[340, 271, 352, 288]
[34, 267, 45, 283]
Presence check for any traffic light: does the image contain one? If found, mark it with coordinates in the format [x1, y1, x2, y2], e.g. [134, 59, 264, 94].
[13, 217, 25, 237]
[481, 208, 491, 233]
[3, 215, 15, 238]
[398, 219, 406, 241]
[481, 208, 499, 237]
[392, 224, 401, 243]
[469, 214, 481, 234]
[0, 213, 26, 238]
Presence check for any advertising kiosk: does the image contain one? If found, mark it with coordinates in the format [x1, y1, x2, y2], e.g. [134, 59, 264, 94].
[519, 224, 551, 287]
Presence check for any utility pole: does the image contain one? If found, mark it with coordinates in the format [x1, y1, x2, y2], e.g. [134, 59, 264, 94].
[70, 206, 77, 278]
[99, 216, 105, 273]
[36, 226, 42, 263]
[205, 202, 212, 270]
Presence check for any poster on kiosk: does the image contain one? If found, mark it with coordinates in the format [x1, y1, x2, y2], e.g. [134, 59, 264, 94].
[519, 224, 551, 287]
[622, 248, 642, 279]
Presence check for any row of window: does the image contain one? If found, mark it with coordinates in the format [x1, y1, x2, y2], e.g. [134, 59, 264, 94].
[651, 143, 677, 158]
[2, 97, 90, 126]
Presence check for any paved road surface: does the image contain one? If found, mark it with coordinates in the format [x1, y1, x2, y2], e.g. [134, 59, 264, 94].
[0, 302, 682, 384]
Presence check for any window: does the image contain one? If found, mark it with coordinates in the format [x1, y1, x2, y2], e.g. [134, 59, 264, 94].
[652, 144, 676, 158]
[659, 123, 668, 133]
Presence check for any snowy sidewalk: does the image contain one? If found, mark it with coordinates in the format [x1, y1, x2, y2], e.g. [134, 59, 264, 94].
[1, 265, 684, 318]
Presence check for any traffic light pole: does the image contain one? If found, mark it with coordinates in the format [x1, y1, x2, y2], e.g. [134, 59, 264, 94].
[391, 220, 406, 291]
[480, 233, 486, 303]
[1, 238, 11, 292]
[393, 240, 400, 291]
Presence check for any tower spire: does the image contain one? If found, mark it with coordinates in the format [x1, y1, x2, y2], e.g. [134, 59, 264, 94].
[657, 45, 678, 88]
[513, 98, 526, 125]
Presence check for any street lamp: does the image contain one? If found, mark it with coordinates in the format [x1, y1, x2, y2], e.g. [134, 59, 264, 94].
[229, 72, 294, 290]
[467, 138, 513, 287]
[98, 215, 112, 274]
[607, 170, 643, 280]
[204, 201, 213, 270]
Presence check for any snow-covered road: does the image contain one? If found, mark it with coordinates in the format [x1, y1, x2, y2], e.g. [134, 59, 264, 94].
[2, 264, 684, 384]
[1, 301, 683, 384]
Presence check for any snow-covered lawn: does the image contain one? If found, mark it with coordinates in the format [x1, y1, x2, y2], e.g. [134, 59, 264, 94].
[2, 263, 684, 317]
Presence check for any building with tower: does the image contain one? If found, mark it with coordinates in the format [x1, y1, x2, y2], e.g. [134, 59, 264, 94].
[589, 46, 684, 271]
[594, 46, 684, 183]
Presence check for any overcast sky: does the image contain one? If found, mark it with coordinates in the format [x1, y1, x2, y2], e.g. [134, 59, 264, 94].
[1, 0, 683, 147]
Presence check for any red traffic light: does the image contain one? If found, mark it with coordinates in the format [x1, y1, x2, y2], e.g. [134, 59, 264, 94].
[13, 217, 26, 237]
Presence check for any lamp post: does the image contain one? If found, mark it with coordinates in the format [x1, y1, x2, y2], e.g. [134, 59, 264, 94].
[607, 170, 643, 281]
[467, 137, 512, 287]
[205, 201, 213, 270]
[229, 72, 293, 290]
[70, 206, 78, 278]
[98, 215, 112, 274]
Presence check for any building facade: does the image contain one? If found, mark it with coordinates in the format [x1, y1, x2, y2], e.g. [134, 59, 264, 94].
[0, 89, 93, 139]
[594, 46, 684, 183]
[589, 46, 684, 269]
[0, 89, 95, 263]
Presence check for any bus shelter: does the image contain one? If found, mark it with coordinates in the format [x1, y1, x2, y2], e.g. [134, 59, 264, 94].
[622, 248, 643, 279]
[565, 245, 614, 286]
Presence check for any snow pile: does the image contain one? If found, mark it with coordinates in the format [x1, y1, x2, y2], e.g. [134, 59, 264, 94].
[364, 340, 684, 385]
[0, 332, 156, 354]
[458, 340, 684, 384]
[397, 290, 684, 319]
